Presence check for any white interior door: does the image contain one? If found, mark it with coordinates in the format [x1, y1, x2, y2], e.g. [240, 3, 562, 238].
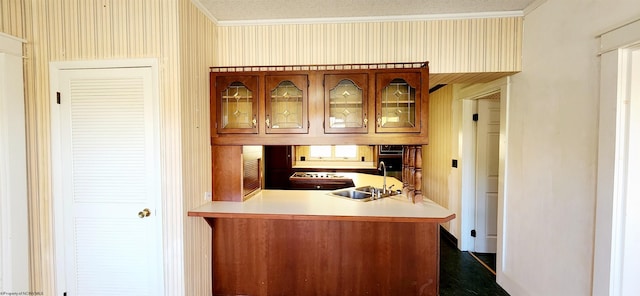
[52, 65, 163, 296]
[474, 97, 500, 253]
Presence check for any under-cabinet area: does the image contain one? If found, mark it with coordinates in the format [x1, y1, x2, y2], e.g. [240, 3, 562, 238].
[210, 62, 429, 145]
[212, 144, 422, 202]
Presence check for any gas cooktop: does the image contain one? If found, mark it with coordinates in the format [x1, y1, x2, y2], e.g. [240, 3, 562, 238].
[290, 172, 349, 179]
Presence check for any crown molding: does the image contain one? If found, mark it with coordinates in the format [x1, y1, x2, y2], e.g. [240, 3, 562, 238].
[191, 0, 218, 24]
[523, 0, 548, 16]
[215, 10, 524, 27]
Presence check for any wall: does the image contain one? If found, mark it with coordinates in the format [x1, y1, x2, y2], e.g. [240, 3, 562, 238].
[0, 0, 217, 294]
[423, 85, 453, 231]
[216, 17, 522, 73]
[178, 0, 217, 295]
[502, 0, 639, 295]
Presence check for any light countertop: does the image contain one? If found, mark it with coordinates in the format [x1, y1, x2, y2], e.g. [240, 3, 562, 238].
[188, 173, 455, 223]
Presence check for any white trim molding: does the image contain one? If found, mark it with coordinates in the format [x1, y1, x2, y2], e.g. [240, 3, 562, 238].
[598, 17, 640, 55]
[594, 18, 640, 296]
[0, 32, 28, 293]
[215, 11, 524, 27]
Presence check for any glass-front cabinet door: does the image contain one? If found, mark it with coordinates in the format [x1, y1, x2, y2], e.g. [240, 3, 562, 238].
[375, 72, 421, 133]
[265, 75, 308, 134]
[215, 75, 259, 134]
[324, 74, 368, 134]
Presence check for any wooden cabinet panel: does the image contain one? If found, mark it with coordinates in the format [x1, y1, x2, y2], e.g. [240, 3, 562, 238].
[214, 75, 259, 134]
[264, 145, 293, 189]
[375, 72, 422, 133]
[265, 75, 309, 134]
[324, 73, 368, 134]
[209, 218, 441, 296]
[209, 62, 429, 145]
[212, 145, 262, 201]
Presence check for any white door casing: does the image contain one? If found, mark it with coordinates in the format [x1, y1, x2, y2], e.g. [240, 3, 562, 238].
[621, 45, 640, 296]
[455, 78, 509, 287]
[475, 98, 500, 253]
[0, 32, 28, 292]
[51, 61, 163, 296]
[594, 18, 640, 296]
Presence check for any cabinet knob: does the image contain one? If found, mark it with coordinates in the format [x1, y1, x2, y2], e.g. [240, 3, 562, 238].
[252, 115, 257, 127]
[265, 116, 271, 128]
[363, 113, 368, 128]
[377, 114, 382, 127]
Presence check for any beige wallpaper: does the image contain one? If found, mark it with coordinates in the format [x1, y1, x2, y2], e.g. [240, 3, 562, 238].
[178, 0, 217, 295]
[0, 2, 24, 38]
[423, 85, 454, 228]
[217, 17, 522, 73]
[1, 0, 216, 294]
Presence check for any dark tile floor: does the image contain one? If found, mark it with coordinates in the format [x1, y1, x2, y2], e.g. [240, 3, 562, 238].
[439, 233, 510, 296]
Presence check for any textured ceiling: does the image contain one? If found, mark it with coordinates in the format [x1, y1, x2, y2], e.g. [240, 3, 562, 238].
[196, 0, 536, 23]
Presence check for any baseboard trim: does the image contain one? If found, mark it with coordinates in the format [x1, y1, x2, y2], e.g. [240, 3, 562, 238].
[440, 226, 458, 247]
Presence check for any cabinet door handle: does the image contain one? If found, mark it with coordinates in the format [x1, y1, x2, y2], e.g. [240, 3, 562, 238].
[265, 116, 271, 128]
[377, 114, 382, 127]
[252, 115, 257, 127]
[363, 113, 368, 128]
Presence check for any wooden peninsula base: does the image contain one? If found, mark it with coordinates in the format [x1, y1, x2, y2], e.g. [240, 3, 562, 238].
[189, 188, 455, 296]
[205, 217, 441, 296]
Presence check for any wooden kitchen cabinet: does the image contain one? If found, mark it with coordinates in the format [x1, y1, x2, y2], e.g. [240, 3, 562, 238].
[210, 62, 429, 145]
[324, 73, 368, 134]
[265, 75, 309, 134]
[375, 72, 422, 133]
[214, 75, 259, 134]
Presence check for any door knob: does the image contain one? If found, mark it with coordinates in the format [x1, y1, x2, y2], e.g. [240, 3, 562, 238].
[138, 208, 151, 218]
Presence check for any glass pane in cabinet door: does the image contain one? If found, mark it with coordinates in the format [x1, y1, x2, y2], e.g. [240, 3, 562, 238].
[380, 78, 416, 128]
[220, 81, 254, 129]
[329, 79, 364, 129]
[269, 80, 303, 129]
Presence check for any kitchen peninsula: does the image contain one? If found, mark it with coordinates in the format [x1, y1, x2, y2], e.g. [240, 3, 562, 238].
[189, 174, 455, 296]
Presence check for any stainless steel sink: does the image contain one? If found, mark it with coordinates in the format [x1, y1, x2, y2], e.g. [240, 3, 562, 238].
[327, 185, 400, 202]
[329, 189, 372, 200]
[354, 185, 379, 192]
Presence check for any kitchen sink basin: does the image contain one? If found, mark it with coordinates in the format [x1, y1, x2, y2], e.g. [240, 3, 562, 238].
[354, 185, 379, 192]
[328, 185, 400, 201]
[328, 189, 372, 201]
[328, 185, 404, 202]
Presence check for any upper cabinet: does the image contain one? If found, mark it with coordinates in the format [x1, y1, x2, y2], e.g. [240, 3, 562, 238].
[265, 75, 309, 134]
[210, 62, 429, 145]
[214, 75, 259, 134]
[375, 72, 421, 133]
[324, 74, 368, 134]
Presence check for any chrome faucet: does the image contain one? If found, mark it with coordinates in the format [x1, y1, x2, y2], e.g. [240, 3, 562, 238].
[378, 161, 387, 193]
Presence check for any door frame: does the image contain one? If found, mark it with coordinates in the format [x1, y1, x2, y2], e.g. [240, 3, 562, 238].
[455, 77, 509, 267]
[0, 32, 28, 292]
[594, 18, 640, 295]
[49, 59, 164, 295]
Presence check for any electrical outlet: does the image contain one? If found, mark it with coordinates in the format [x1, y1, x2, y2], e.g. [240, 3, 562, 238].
[204, 191, 212, 201]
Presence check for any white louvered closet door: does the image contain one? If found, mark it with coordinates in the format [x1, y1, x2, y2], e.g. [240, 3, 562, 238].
[55, 66, 162, 296]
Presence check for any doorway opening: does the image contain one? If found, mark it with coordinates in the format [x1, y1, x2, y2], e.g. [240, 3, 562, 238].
[456, 78, 509, 282]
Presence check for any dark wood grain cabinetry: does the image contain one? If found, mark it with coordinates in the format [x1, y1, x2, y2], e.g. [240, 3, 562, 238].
[210, 62, 429, 146]
[324, 73, 368, 134]
[214, 75, 259, 134]
[265, 75, 309, 134]
[207, 217, 441, 296]
[264, 145, 293, 189]
[375, 72, 422, 133]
